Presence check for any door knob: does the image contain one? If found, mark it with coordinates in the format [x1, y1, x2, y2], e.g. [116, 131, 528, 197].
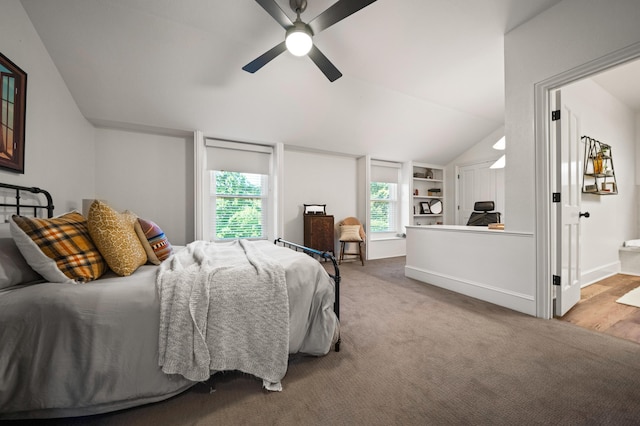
[579, 212, 590, 218]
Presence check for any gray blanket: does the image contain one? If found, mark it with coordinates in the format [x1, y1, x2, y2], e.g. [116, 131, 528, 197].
[157, 239, 289, 389]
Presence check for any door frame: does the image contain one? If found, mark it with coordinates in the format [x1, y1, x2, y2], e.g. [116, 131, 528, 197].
[534, 42, 640, 319]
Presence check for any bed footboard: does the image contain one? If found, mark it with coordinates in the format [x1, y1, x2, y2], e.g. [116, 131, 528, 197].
[274, 238, 341, 352]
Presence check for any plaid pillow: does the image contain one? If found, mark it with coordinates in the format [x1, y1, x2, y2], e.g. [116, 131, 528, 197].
[10, 212, 107, 283]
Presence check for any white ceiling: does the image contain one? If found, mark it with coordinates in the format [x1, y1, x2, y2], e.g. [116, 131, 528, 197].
[591, 59, 640, 112]
[20, 0, 565, 164]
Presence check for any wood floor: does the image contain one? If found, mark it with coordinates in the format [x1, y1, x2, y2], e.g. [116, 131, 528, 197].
[558, 273, 640, 345]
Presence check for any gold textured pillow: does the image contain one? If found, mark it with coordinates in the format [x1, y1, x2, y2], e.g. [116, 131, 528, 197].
[339, 224, 362, 242]
[10, 211, 107, 283]
[87, 201, 147, 276]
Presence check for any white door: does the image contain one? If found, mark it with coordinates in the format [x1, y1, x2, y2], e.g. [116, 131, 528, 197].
[553, 90, 583, 316]
[456, 161, 504, 225]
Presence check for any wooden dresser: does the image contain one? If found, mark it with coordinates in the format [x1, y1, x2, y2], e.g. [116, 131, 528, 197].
[303, 214, 334, 254]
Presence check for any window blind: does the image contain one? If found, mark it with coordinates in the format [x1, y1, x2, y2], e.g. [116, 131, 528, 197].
[370, 160, 400, 233]
[371, 160, 401, 183]
[205, 139, 272, 175]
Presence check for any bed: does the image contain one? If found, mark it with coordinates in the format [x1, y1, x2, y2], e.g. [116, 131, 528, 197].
[0, 183, 340, 419]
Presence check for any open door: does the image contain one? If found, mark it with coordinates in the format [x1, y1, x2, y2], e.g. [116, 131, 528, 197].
[552, 90, 584, 316]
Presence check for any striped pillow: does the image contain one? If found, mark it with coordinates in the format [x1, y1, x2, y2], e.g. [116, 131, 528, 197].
[134, 218, 173, 265]
[10, 212, 107, 283]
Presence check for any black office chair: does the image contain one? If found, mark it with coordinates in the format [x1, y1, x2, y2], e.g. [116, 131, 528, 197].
[467, 201, 501, 226]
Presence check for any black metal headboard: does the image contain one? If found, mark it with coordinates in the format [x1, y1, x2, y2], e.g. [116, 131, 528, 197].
[0, 183, 54, 219]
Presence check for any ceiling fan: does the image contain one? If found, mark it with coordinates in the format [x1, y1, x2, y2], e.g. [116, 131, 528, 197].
[242, 0, 377, 82]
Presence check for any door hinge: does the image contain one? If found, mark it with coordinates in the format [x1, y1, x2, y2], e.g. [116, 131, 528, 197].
[552, 275, 561, 286]
[552, 110, 561, 121]
[552, 192, 561, 203]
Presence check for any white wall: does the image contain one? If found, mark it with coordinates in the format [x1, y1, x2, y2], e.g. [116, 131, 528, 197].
[561, 79, 637, 283]
[282, 149, 359, 253]
[94, 127, 194, 245]
[445, 126, 504, 225]
[636, 113, 640, 186]
[0, 0, 95, 213]
[505, 0, 640, 234]
[637, 113, 640, 234]
[406, 226, 536, 315]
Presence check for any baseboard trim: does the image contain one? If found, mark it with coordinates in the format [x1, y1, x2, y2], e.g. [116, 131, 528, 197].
[405, 265, 536, 316]
[581, 261, 621, 287]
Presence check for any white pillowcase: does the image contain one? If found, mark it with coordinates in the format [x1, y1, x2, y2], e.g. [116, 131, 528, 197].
[339, 224, 363, 242]
[0, 223, 43, 289]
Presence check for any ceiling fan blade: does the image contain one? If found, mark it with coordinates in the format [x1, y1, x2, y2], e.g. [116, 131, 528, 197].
[255, 0, 293, 29]
[308, 0, 377, 34]
[242, 42, 287, 73]
[308, 45, 342, 82]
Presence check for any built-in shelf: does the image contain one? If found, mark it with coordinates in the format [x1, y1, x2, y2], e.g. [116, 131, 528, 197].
[582, 136, 618, 195]
[411, 163, 445, 225]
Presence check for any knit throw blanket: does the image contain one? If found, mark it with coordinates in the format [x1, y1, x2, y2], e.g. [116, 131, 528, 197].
[157, 239, 289, 390]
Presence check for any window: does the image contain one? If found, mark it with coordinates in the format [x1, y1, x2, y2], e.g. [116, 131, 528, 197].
[211, 171, 268, 240]
[370, 160, 400, 234]
[370, 181, 397, 232]
[198, 138, 277, 241]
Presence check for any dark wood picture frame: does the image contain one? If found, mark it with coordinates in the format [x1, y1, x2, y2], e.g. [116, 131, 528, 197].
[420, 202, 431, 214]
[0, 52, 27, 174]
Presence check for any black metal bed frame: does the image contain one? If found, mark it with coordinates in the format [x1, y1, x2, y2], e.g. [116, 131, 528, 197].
[275, 237, 341, 352]
[0, 182, 54, 219]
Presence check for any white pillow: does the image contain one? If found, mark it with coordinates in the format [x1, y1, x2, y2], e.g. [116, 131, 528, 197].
[339, 224, 363, 242]
[0, 223, 43, 289]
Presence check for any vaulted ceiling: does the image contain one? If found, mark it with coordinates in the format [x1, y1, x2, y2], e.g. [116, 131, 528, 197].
[21, 0, 563, 163]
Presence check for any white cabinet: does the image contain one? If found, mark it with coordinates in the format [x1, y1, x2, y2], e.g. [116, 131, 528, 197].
[411, 163, 444, 225]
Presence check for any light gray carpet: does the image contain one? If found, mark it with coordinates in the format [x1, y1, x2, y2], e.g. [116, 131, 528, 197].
[13, 257, 640, 425]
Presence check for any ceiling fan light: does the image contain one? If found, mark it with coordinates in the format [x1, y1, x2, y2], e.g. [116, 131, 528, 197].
[286, 24, 312, 56]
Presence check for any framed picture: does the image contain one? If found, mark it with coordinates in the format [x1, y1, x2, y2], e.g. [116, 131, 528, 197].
[420, 202, 431, 214]
[0, 52, 27, 174]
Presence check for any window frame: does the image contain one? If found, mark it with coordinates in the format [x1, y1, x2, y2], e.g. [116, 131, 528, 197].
[194, 135, 282, 242]
[0, 52, 27, 174]
[369, 180, 399, 234]
[210, 170, 269, 241]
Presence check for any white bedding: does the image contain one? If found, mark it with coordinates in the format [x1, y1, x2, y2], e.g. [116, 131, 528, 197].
[0, 240, 338, 419]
